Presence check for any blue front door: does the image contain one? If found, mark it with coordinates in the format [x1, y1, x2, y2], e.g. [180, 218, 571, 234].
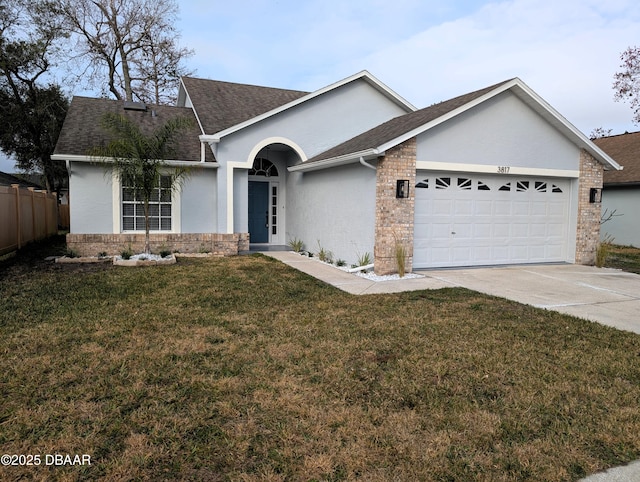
[248, 181, 269, 243]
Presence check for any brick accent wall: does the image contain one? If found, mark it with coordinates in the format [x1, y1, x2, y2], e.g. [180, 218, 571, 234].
[373, 138, 417, 275]
[575, 149, 603, 265]
[66, 233, 250, 257]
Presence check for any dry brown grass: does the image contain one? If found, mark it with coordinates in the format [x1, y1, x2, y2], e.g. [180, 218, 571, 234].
[1, 243, 640, 481]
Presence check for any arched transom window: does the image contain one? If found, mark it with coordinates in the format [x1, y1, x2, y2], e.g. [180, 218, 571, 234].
[249, 158, 278, 177]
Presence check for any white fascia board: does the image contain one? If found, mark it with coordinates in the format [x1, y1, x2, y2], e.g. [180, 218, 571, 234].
[52, 154, 219, 168]
[287, 149, 380, 172]
[360, 71, 417, 112]
[210, 71, 417, 140]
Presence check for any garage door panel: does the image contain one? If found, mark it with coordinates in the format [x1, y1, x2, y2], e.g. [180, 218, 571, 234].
[512, 201, 530, 215]
[474, 200, 493, 215]
[530, 223, 546, 237]
[433, 200, 452, 215]
[511, 223, 529, 237]
[531, 203, 547, 216]
[473, 224, 492, 238]
[414, 172, 572, 268]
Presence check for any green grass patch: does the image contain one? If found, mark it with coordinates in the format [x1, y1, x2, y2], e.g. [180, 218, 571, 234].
[1, 241, 640, 480]
[604, 244, 640, 274]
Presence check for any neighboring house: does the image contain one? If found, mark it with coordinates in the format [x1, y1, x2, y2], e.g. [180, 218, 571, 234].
[0, 171, 46, 190]
[52, 71, 620, 274]
[593, 132, 640, 247]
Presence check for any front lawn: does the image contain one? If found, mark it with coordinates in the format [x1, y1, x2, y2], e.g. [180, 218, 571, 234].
[1, 240, 639, 481]
[604, 244, 640, 274]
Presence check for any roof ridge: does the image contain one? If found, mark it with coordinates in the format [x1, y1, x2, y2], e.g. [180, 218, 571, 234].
[599, 130, 640, 139]
[181, 76, 309, 95]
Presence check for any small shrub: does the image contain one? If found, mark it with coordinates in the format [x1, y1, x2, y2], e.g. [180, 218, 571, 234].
[394, 233, 407, 277]
[65, 248, 79, 258]
[98, 251, 108, 258]
[356, 251, 372, 267]
[336, 259, 346, 267]
[159, 249, 172, 258]
[288, 237, 304, 253]
[316, 240, 334, 263]
[120, 245, 133, 260]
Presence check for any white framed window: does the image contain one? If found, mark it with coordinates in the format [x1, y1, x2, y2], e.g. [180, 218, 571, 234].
[122, 175, 173, 231]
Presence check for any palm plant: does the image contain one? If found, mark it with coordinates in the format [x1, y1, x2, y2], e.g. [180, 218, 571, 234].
[91, 112, 193, 254]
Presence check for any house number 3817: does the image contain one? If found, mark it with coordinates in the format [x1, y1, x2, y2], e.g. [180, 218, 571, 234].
[497, 166, 510, 174]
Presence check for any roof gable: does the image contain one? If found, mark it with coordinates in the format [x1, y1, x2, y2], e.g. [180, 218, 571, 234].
[185, 71, 416, 140]
[53, 97, 212, 162]
[594, 131, 640, 185]
[295, 78, 621, 172]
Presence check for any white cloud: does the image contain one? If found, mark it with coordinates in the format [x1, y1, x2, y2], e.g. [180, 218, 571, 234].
[179, 0, 640, 134]
[346, 0, 640, 134]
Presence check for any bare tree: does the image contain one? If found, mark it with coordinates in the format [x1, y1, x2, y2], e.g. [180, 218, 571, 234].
[613, 46, 640, 124]
[589, 127, 613, 140]
[55, 0, 193, 104]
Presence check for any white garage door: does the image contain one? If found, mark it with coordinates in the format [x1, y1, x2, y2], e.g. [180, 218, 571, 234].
[413, 173, 572, 268]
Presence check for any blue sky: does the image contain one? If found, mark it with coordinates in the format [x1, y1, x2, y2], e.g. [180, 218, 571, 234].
[2, 0, 639, 172]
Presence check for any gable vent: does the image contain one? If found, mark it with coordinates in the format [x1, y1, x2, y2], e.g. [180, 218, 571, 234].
[123, 101, 147, 111]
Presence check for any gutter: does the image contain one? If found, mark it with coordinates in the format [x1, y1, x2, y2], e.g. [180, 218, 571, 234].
[51, 154, 219, 168]
[288, 149, 380, 173]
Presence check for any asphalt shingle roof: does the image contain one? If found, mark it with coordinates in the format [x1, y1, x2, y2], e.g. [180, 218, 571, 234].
[593, 131, 640, 185]
[181, 77, 309, 134]
[54, 97, 213, 162]
[305, 79, 514, 164]
[0, 171, 45, 189]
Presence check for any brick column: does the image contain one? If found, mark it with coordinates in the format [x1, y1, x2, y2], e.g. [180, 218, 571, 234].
[374, 138, 417, 275]
[575, 149, 603, 265]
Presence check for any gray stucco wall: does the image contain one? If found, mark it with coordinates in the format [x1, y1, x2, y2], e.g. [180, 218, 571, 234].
[69, 162, 113, 234]
[601, 187, 640, 246]
[416, 91, 579, 171]
[70, 162, 219, 235]
[286, 163, 376, 266]
[181, 168, 217, 233]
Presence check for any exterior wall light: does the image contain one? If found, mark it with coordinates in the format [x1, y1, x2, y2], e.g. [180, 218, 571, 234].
[396, 180, 410, 199]
[589, 187, 602, 204]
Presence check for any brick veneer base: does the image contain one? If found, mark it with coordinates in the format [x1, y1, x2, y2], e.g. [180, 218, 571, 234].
[575, 150, 603, 265]
[66, 233, 250, 257]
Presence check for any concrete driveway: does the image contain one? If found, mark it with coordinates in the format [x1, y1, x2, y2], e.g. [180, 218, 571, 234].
[264, 252, 640, 335]
[421, 264, 640, 335]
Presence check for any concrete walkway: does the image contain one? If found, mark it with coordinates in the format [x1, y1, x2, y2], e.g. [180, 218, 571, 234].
[261, 251, 640, 482]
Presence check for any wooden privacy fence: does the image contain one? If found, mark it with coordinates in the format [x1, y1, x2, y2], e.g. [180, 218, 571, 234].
[0, 184, 59, 256]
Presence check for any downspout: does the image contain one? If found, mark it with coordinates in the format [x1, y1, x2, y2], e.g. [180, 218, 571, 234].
[357, 156, 377, 273]
[359, 156, 376, 170]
